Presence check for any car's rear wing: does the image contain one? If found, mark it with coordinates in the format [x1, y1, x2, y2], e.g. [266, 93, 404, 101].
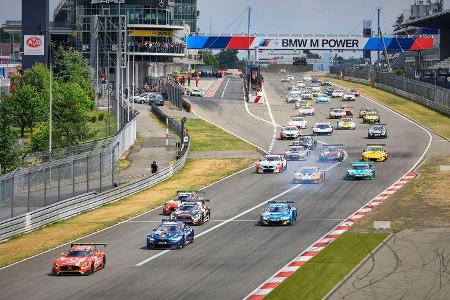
[176, 190, 204, 194]
[367, 144, 386, 146]
[321, 144, 344, 147]
[268, 201, 294, 204]
[71, 243, 107, 247]
[371, 123, 387, 126]
[351, 160, 374, 166]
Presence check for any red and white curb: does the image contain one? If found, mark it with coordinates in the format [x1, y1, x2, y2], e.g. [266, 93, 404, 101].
[245, 170, 417, 300]
[204, 77, 224, 98]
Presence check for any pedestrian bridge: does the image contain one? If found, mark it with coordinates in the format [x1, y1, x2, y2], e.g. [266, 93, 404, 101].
[186, 34, 434, 51]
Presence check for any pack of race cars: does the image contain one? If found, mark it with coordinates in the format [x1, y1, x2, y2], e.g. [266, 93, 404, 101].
[49, 74, 393, 276]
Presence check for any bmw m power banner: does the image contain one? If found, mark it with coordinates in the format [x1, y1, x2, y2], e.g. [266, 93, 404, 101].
[186, 35, 434, 51]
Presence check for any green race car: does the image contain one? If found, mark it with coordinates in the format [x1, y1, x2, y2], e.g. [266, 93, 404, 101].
[345, 161, 375, 180]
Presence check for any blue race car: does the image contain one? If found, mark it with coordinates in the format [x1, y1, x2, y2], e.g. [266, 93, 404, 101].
[147, 219, 194, 249]
[345, 161, 375, 180]
[316, 94, 331, 104]
[259, 201, 297, 226]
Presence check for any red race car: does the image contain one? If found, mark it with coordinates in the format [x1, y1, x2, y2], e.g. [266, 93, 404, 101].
[350, 89, 361, 97]
[52, 243, 106, 275]
[162, 190, 203, 215]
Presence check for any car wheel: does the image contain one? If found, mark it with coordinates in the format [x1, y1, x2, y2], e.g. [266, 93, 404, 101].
[179, 237, 186, 249]
[102, 257, 106, 269]
[89, 263, 94, 275]
[200, 215, 205, 225]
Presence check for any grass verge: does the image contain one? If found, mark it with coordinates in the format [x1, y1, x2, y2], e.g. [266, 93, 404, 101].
[351, 156, 450, 232]
[265, 232, 389, 300]
[326, 77, 450, 139]
[0, 158, 254, 267]
[185, 119, 256, 152]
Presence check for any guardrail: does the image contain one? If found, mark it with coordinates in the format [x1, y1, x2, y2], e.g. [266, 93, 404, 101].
[330, 66, 450, 117]
[0, 108, 189, 243]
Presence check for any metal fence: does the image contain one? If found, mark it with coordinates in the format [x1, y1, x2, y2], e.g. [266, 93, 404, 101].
[0, 105, 189, 242]
[0, 102, 137, 221]
[330, 66, 450, 116]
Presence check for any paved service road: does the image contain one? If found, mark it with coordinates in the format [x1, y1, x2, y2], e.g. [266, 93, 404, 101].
[0, 73, 431, 300]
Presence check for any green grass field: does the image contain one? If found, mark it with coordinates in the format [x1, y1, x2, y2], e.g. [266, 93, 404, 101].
[327, 77, 450, 139]
[185, 119, 256, 152]
[266, 232, 389, 300]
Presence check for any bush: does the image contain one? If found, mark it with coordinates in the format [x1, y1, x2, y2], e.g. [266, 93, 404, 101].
[98, 112, 105, 121]
[89, 115, 97, 123]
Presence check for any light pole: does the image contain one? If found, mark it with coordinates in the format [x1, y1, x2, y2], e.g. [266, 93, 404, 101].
[49, 46, 53, 155]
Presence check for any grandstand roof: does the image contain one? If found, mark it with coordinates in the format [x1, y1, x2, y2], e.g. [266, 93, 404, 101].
[404, 9, 450, 28]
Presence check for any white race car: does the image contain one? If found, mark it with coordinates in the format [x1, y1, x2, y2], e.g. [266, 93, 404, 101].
[332, 90, 344, 98]
[295, 100, 310, 109]
[311, 86, 321, 92]
[343, 93, 356, 101]
[329, 108, 347, 119]
[337, 118, 356, 130]
[301, 92, 314, 100]
[298, 105, 315, 116]
[303, 75, 312, 81]
[289, 116, 307, 129]
[284, 145, 310, 161]
[287, 75, 295, 81]
[297, 81, 306, 88]
[280, 126, 301, 140]
[256, 155, 287, 173]
[313, 123, 334, 135]
[286, 91, 302, 103]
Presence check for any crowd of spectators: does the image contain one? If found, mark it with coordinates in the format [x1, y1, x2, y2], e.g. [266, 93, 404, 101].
[128, 41, 185, 54]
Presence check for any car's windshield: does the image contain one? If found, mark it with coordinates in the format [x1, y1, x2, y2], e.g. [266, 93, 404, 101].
[342, 118, 352, 122]
[366, 112, 378, 116]
[322, 147, 337, 152]
[332, 109, 343, 113]
[316, 124, 330, 129]
[292, 117, 304, 122]
[178, 204, 198, 211]
[176, 194, 192, 201]
[352, 165, 369, 170]
[299, 137, 312, 142]
[264, 156, 281, 161]
[290, 146, 306, 152]
[372, 126, 383, 130]
[367, 146, 383, 152]
[284, 127, 297, 131]
[300, 106, 311, 109]
[266, 205, 289, 213]
[66, 250, 92, 257]
[298, 168, 317, 175]
[157, 225, 179, 232]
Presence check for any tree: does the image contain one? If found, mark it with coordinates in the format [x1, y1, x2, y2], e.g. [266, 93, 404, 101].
[202, 52, 219, 68]
[51, 82, 94, 148]
[7, 84, 46, 139]
[0, 101, 19, 173]
[52, 47, 95, 108]
[216, 50, 240, 68]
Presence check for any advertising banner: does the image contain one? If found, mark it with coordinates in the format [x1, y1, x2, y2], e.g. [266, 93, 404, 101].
[128, 30, 173, 37]
[24, 35, 45, 56]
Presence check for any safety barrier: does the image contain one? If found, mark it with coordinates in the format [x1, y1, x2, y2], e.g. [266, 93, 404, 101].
[0, 108, 189, 243]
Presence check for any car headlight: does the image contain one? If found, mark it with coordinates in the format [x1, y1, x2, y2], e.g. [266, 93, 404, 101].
[80, 262, 88, 267]
[55, 263, 60, 268]
[147, 235, 155, 241]
[170, 236, 182, 242]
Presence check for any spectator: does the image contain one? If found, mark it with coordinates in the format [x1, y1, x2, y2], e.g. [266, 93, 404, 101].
[151, 161, 158, 174]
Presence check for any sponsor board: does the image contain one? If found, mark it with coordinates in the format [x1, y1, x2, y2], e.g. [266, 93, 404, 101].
[23, 35, 45, 56]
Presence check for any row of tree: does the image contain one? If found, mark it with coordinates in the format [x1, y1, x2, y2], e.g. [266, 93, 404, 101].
[0, 47, 95, 174]
[202, 50, 246, 69]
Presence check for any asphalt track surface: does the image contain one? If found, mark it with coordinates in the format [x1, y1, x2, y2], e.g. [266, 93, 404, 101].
[0, 73, 431, 300]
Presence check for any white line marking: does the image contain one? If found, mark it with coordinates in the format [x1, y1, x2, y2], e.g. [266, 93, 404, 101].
[221, 77, 230, 98]
[135, 161, 342, 267]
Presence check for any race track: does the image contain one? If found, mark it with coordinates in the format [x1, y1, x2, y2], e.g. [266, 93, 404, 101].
[0, 73, 431, 300]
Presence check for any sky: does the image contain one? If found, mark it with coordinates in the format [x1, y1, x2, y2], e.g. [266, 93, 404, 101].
[1, 0, 449, 35]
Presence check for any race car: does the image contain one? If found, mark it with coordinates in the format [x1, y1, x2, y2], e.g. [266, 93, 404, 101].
[259, 201, 297, 226]
[298, 105, 315, 116]
[52, 243, 106, 275]
[295, 100, 311, 109]
[329, 108, 347, 119]
[321, 80, 332, 86]
[171, 200, 211, 225]
[350, 89, 361, 97]
[163, 190, 201, 215]
[363, 111, 381, 123]
[343, 93, 356, 101]
[316, 94, 331, 104]
[289, 116, 307, 129]
[281, 76, 290, 82]
[337, 117, 356, 130]
[284, 145, 310, 161]
[301, 92, 314, 100]
[190, 88, 205, 97]
[362, 144, 388, 162]
[256, 154, 287, 173]
[313, 123, 334, 135]
[280, 126, 301, 140]
[147, 219, 194, 249]
[340, 104, 354, 116]
[368, 124, 388, 139]
[303, 75, 312, 81]
[293, 135, 318, 150]
[332, 90, 344, 98]
[287, 75, 295, 81]
[359, 107, 377, 118]
[325, 88, 335, 96]
[311, 85, 321, 93]
[319, 144, 345, 162]
[286, 91, 302, 103]
[293, 166, 325, 183]
[287, 83, 295, 90]
[345, 161, 375, 180]
[297, 80, 306, 88]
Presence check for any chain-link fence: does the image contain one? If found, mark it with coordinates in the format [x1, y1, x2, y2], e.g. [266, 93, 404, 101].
[330, 66, 450, 116]
[0, 100, 137, 221]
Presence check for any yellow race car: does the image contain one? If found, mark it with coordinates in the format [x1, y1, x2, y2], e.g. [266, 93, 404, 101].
[363, 111, 381, 123]
[362, 144, 388, 162]
[359, 107, 377, 118]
